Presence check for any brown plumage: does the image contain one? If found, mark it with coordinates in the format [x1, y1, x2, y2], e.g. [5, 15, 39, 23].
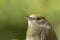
[29, 14, 44, 19]
[26, 14, 57, 40]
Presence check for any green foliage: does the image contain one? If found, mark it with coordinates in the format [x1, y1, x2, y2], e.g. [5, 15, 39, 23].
[0, 0, 60, 40]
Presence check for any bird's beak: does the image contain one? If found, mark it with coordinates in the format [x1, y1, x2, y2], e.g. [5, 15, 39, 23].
[25, 16, 31, 20]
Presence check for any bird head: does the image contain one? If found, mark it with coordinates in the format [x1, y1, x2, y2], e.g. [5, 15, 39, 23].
[26, 14, 46, 25]
[25, 14, 51, 29]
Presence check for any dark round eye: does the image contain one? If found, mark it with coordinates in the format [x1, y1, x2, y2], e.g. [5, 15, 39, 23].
[36, 18, 40, 20]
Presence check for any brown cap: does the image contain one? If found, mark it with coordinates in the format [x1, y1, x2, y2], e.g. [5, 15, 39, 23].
[29, 14, 45, 19]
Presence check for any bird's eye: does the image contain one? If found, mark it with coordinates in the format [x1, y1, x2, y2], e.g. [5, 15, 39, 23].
[36, 18, 40, 20]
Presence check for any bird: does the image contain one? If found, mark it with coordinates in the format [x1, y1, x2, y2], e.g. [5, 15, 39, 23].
[25, 14, 57, 40]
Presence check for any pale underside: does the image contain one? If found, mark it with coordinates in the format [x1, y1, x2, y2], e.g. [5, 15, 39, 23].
[26, 29, 57, 40]
[26, 21, 57, 40]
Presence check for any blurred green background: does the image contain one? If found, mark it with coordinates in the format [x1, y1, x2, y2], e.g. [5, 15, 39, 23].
[0, 0, 60, 40]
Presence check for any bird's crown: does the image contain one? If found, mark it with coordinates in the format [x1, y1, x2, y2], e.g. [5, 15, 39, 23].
[29, 14, 44, 19]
